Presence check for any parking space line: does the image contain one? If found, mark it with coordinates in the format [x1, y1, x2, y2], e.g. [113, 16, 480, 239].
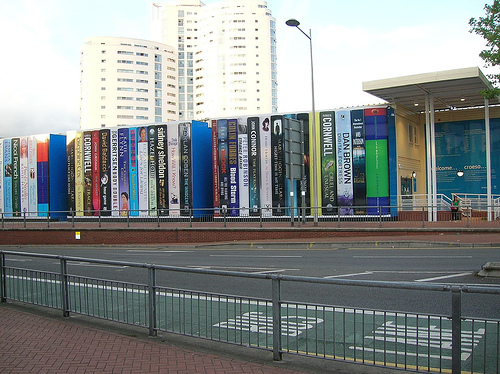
[416, 272, 471, 282]
[323, 271, 373, 279]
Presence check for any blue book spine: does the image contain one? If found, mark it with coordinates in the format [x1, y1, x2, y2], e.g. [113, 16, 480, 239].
[191, 120, 213, 218]
[351, 109, 366, 215]
[228, 119, 239, 217]
[49, 134, 68, 220]
[218, 119, 229, 213]
[118, 128, 130, 217]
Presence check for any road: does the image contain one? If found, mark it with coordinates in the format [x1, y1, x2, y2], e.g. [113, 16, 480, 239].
[3, 243, 499, 318]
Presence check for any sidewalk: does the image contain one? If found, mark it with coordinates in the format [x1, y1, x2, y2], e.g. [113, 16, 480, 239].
[0, 303, 396, 374]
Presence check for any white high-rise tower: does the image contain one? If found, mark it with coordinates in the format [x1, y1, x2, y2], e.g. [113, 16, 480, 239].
[80, 37, 178, 130]
[152, 0, 277, 120]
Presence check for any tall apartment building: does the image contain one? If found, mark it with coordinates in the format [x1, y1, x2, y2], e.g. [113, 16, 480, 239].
[152, 0, 277, 121]
[80, 37, 178, 130]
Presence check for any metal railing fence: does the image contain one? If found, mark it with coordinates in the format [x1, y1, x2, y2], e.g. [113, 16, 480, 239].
[1, 204, 500, 229]
[1, 250, 499, 373]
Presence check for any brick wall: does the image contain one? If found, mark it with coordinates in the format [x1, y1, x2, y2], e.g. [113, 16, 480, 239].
[0, 228, 389, 246]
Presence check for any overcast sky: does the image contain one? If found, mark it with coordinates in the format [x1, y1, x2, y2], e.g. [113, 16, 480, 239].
[0, 0, 491, 138]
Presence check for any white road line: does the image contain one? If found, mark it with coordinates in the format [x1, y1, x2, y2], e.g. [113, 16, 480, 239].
[209, 255, 302, 258]
[126, 250, 191, 253]
[353, 255, 473, 259]
[416, 272, 471, 282]
[323, 271, 373, 279]
[251, 269, 299, 274]
[61, 261, 129, 269]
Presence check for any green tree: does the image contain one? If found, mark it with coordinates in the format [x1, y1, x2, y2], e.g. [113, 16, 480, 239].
[469, 0, 500, 99]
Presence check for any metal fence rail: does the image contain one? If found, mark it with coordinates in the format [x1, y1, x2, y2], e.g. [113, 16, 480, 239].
[1, 250, 499, 374]
[1, 204, 500, 229]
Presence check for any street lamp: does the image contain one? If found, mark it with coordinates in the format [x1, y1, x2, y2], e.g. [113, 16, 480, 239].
[286, 18, 318, 225]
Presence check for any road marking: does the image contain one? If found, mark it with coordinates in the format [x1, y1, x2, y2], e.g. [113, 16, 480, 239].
[62, 261, 129, 269]
[214, 312, 323, 337]
[416, 272, 471, 282]
[251, 269, 299, 274]
[126, 250, 192, 253]
[353, 255, 473, 259]
[187, 265, 299, 273]
[323, 271, 373, 279]
[209, 255, 302, 258]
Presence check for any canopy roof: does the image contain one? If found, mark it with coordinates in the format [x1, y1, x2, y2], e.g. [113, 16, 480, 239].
[362, 67, 499, 112]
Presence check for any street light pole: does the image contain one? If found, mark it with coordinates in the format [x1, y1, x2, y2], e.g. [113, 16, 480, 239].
[286, 18, 318, 225]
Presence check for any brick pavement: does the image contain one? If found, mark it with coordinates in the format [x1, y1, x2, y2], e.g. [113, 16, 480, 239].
[0, 306, 304, 374]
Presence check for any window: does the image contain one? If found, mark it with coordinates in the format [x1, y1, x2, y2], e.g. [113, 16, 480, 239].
[117, 106, 133, 109]
[117, 60, 133, 64]
[118, 51, 133, 55]
[117, 87, 133, 91]
[117, 69, 133, 73]
[136, 61, 148, 66]
[137, 88, 148, 92]
[409, 124, 419, 145]
[136, 116, 148, 120]
[136, 107, 148, 111]
[117, 78, 132, 82]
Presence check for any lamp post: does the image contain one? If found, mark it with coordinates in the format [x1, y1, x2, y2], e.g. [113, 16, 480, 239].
[286, 18, 318, 225]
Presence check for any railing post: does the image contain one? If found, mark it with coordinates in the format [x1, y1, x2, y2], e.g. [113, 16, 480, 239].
[378, 205, 382, 228]
[157, 210, 160, 227]
[98, 210, 102, 228]
[126, 209, 130, 228]
[1, 212, 3, 228]
[451, 286, 462, 374]
[47, 211, 50, 228]
[23, 210, 26, 228]
[466, 206, 470, 228]
[0, 252, 6, 302]
[422, 206, 425, 228]
[60, 257, 70, 318]
[71, 208, 75, 228]
[223, 207, 227, 228]
[259, 208, 263, 228]
[189, 208, 193, 228]
[271, 275, 282, 361]
[337, 207, 341, 228]
[148, 266, 157, 337]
